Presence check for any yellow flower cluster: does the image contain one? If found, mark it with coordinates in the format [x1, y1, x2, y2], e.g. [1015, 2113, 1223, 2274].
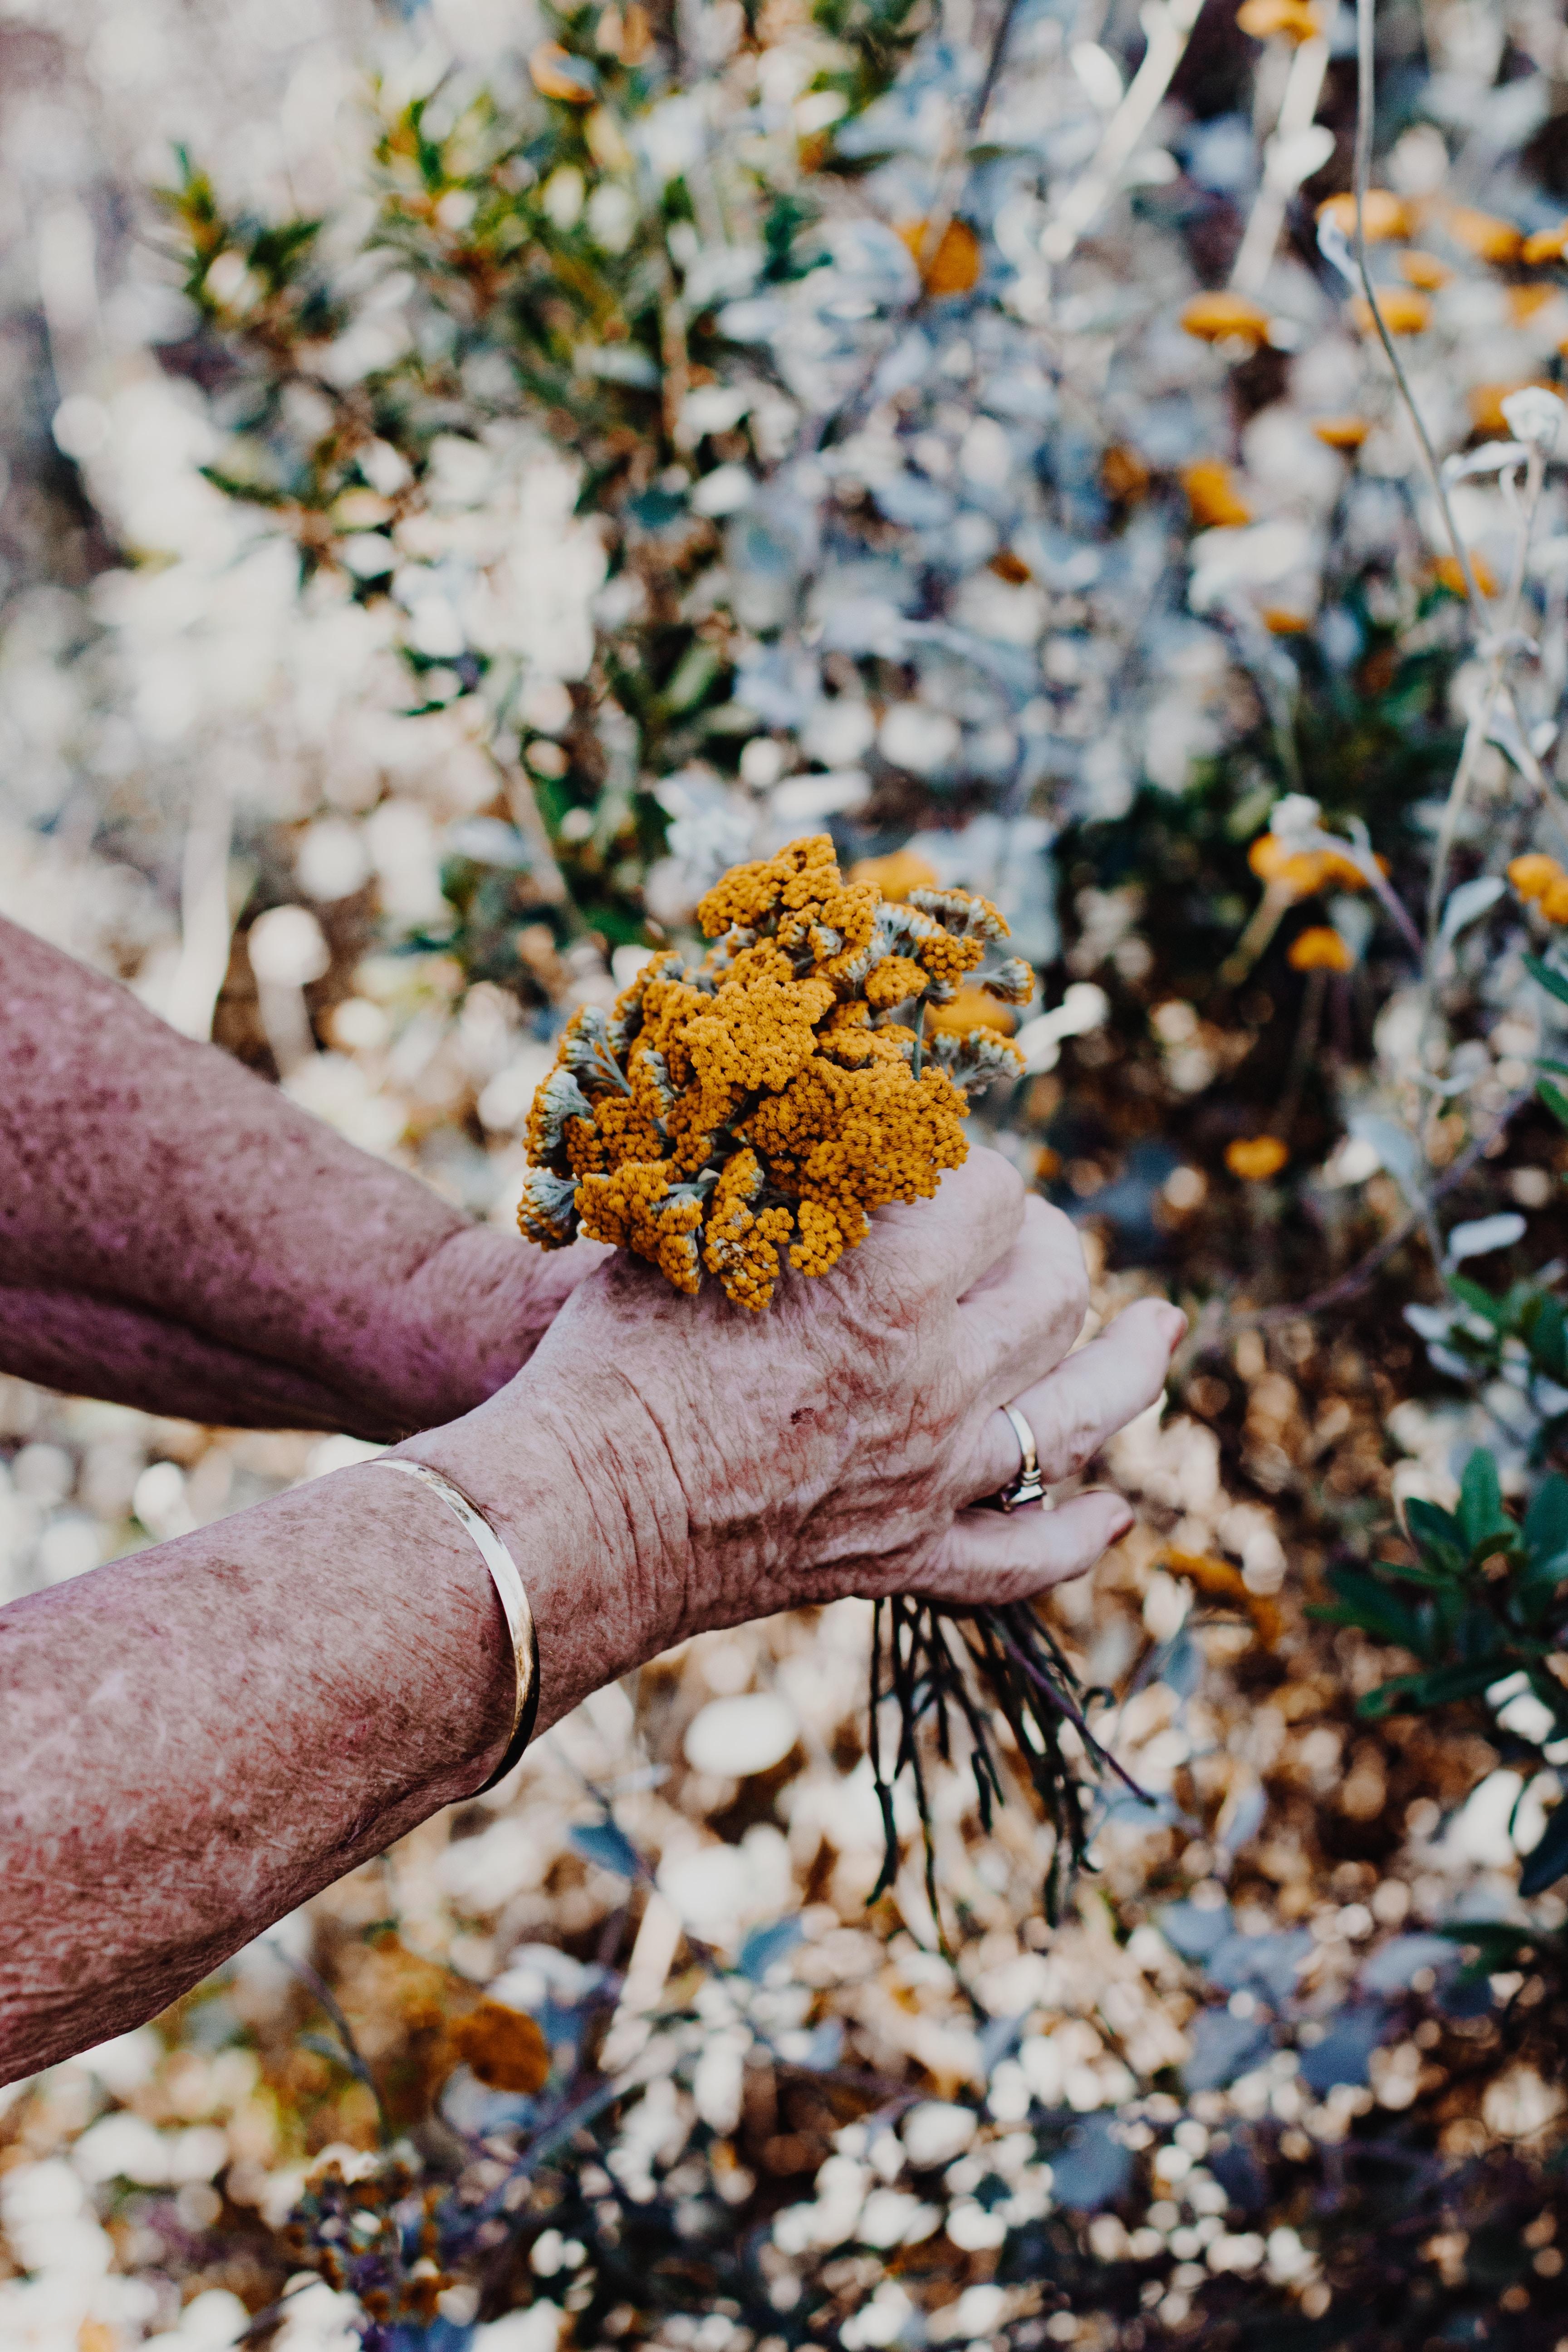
[1510, 853, 1568, 924]
[520, 834, 1034, 1307]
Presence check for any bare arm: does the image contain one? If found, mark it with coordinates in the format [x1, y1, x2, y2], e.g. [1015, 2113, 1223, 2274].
[0, 918, 604, 1438]
[0, 1154, 1182, 2080]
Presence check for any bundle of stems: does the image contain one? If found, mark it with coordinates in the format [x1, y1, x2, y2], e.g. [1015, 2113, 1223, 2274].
[868, 1594, 1147, 1931]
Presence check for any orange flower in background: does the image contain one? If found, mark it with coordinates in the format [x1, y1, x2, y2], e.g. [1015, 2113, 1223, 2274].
[989, 547, 1034, 583]
[926, 984, 1017, 1036]
[1400, 250, 1452, 290]
[1184, 460, 1253, 528]
[1434, 551, 1497, 598]
[898, 218, 981, 296]
[1235, 0, 1323, 40]
[1313, 416, 1371, 450]
[1180, 292, 1272, 348]
[1353, 288, 1431, 336]
[450, 2001, 551, 2094]
[1289, 925, 1354, 971]
[1318, 189, 1408, 242]
[1509, 853, 1562, 903]
[1441, 205, 1523, 263]
[1165, 1548, 1284, 1646]
[1249, 833, 1369, 896]
[1262, 607, 1312, 635]
[1524, 220, 1568, 265]
[529, 40, 597, 99]
[1468, 381, 1553, 437]
[1508, 284, 1558, 326]
[1512, 856, 1568, 925]
[850, 849, 940, 900]
[1227, 1136, 1289, 1180]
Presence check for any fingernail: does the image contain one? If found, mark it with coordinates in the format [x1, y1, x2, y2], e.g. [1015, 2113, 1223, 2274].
[1160, 1305, 1188, 1347]
[1106, 1503, 1134, 1544]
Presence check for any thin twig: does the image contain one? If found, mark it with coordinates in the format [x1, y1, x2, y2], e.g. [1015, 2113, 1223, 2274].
[268, 1940, 393, 2145]
[1352, 0, 1487, 630]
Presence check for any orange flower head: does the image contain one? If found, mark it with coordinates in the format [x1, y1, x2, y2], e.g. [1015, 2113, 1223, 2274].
[1313, 416, 1371, 451]
[1249, 833, 1368, 897]
[1180, 293, 1272, 348]
[1262, 607, 1312, 635]
[1524, 221, 1568, 266]
[1433, 550, 1498, 599]
[850, 849, 940, 901]
[1235, 0, 1323, 40]
[450, 2002, 550, 2094]
[1184, 460, 1253, 529]
[1353, 288, 1431, 336]
[1509, 853, 1563, 904]
[1508, 284, 1558, 326]
[897, 218, 981, 296]
[1317, 189, 1408, 243]
[1288, 925, 1354, 972]
[1442, 205, 1523, 263]
[926, 984, 1016, 1036]
[519, 838, 1031, 1306]
[1468, 381, 1553, 439]
[1399, 250, 1452, 290]
[1542, 874, 1568, 926]
[1226, 1136, 1289, 1180]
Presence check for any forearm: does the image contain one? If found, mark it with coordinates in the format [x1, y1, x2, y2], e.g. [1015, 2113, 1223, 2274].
[0, 1367, 656, 2082]
[0, 918, 598, 1435]
[0, 1284, 372, 1434]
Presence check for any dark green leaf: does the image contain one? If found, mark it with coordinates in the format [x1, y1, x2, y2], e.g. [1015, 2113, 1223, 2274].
[1525, 1475, 1568, 1576]
[1458, 1449, 1510, 1554]
[1404, 1497, 1465, 1569]
[1540, 1079, 1568, 1133]
[1357, 1676, 1421, 1720]
[1407, 1657, 1509, 1706]
[1323, 1567, 1423, 1651]
[1525, 951, 1568, 1009]
[1520, 1801, 1568, 1897]
[1526, 1297, 1568, 1384]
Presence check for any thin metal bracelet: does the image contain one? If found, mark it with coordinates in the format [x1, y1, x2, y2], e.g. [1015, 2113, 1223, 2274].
[376, 1459, 541, 1793]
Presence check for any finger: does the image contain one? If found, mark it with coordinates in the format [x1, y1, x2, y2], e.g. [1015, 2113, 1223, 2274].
[916, 1490, 1134, 1608]
[964, 1298, 1185, 1500]
[870, 1144, 1026, 1298]
[957, 1195, 1090, 1398]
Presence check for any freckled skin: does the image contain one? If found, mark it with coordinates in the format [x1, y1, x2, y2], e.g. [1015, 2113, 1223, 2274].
[0, 918, 608, 1439]
[0, 920, 1181, 2083]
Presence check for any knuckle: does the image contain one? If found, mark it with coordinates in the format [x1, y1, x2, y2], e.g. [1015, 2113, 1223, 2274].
[965, 1144, 1026, 1224]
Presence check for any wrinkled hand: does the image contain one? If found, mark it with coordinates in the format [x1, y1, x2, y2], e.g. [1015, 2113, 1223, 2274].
[435, 1149, 1183, 1722]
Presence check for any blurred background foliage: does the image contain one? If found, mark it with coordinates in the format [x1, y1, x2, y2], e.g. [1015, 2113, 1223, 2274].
[13, 0, 1568, 2347]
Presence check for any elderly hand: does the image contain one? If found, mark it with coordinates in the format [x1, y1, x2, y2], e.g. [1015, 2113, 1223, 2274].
[3, 1145, 1179, 2076]
[412, 1147, 1182, 1725]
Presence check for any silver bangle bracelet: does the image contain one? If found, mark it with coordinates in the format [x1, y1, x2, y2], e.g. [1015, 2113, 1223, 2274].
[376, 1458, 540, 1793]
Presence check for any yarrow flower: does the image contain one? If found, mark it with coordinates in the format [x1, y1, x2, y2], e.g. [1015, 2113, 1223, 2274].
[1509, 852, 1568, 922]
[519, 835, 1033, 1309]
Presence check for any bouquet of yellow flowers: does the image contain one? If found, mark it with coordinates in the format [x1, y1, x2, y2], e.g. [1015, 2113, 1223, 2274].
[519, 833, 1032, 1305]
[522, 835, 1131, 1922]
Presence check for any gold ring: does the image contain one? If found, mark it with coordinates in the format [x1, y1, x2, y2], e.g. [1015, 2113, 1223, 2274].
[976, 1402, 1052, 1513]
